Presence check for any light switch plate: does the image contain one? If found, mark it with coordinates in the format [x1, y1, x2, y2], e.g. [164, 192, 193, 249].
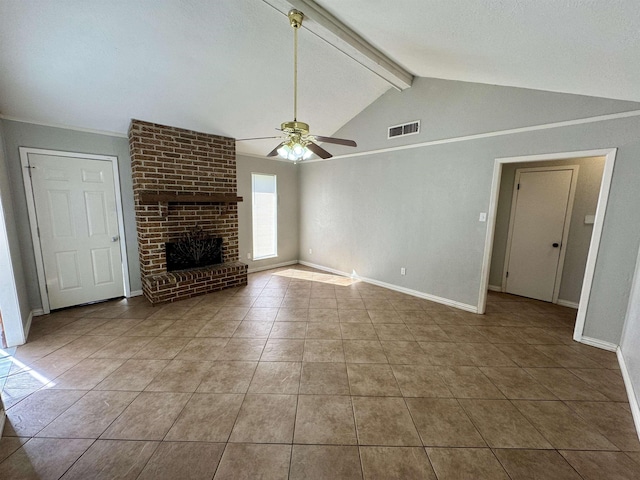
[479, 212, 487, 222]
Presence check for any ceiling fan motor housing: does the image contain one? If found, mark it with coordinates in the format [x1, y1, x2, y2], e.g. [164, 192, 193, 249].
[281, 121, 310, 135]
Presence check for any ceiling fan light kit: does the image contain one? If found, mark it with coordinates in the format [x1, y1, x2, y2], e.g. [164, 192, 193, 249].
[239, 9, 357, 162]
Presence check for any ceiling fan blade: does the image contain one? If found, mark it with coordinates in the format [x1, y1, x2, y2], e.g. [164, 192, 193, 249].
[267, 143, 283, 157]
[237, 136, 283, 142]
[306, 141, 332, 159]
[313, 135, 357, 147]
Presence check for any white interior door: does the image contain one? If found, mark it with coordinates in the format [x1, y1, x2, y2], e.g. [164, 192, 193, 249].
[28, 154, 124, 309]
[504, 168, 576, 302]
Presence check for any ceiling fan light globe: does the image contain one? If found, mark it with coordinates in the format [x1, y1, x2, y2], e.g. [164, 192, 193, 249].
[277, 144, 291, 159]
[292, 143, 305, 156]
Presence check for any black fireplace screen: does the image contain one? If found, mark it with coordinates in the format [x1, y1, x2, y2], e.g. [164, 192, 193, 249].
[165, 228, 222, 272]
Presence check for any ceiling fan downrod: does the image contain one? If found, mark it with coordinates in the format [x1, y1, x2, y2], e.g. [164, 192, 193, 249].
[245, 8, 357, 161]
[289, 9, 303, 123]
[281, 9, 310, 139]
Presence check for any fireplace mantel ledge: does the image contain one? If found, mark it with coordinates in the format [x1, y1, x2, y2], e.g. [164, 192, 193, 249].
[138, 193, 243, 204]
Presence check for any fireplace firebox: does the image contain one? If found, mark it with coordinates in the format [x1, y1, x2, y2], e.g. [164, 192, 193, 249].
[166, 228, 222, 272]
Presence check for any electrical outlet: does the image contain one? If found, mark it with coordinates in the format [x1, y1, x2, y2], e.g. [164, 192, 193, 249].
[247, 252, 252, 260]
[401, 267, 406, 275]
[479, 212, 487, 222]
[309, 248, 313, 254]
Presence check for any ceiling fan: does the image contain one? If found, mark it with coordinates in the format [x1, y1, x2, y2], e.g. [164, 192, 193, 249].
[238, 9, 357, 162]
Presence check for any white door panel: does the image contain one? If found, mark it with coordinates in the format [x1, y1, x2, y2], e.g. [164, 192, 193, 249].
[43, 167, 69, 181]
[84, 191, 108, 236]
[47, 190, 75, 237]
[55, 251, 81, 290]
[91, 248, 115, 285]
[81, 168, 105, 183]
[29, 154, 124, 309]
[505, 169, 574, 302]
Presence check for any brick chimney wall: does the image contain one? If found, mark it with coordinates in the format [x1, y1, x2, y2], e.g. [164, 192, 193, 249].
[129, 119, 247, 304]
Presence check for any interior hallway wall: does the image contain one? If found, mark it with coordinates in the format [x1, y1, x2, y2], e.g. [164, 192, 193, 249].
[620, 243, 640, 435]
[0, 121, 30, 345]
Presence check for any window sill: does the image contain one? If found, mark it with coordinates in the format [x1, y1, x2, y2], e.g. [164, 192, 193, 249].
[253, 255, 278, 261]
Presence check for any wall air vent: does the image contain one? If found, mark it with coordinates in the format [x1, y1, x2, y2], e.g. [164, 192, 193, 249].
[388, 120, 420, 139]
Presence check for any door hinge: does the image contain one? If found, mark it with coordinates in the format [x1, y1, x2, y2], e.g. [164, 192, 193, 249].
[517, 183, 520, 190]
[506, 272, 509, 278]
[37, 226, 40, 237]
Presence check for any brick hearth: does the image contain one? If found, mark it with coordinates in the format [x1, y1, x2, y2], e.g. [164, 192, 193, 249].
[129, 119, 247, 304]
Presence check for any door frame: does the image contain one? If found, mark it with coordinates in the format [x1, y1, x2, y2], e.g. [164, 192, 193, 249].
[19, 147, 131, 314]
[478, 148, 617, 344]
[501, 165, 579, 303]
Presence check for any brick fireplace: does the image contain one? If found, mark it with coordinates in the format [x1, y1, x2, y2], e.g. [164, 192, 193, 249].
[129, 120, 247, 304]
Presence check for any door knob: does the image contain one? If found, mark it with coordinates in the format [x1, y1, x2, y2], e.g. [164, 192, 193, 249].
[111, 235, 120, 242]
[552, 243, 559, 248]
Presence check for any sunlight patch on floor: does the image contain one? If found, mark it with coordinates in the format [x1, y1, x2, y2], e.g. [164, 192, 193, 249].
[273, 268, 360, 286]
[0, 349, 54, 388]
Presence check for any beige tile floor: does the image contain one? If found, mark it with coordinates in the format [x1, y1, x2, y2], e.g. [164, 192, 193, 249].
[1, 264, 639, 479]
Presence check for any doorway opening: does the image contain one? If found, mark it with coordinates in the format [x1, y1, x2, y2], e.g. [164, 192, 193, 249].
[478, 149, 617, 347]
[501, 164, 581, 304]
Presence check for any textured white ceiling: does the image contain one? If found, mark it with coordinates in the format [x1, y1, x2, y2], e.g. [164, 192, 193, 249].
[318, 0, 640, 102]
[1, 0, 639, 157]
[0, 0, 390, 155]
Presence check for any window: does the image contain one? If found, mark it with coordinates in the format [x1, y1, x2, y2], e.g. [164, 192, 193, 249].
[252, 173, 277, 259]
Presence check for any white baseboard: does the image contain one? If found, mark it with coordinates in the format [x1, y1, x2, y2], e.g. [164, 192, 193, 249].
[31, 308, 45, 316]
[578, 335, 618, 352]
[488, 285, 502, 292]
[557, 299, 579, 309]
[299, 260, 478, 313]
[23, 311, 34, 343]
[128, 290, 143, 297]
[6, 310, 37, 347]
[617, 347, 640, 442]
[298, 261, 349, 278]
[248, 260, 299, 274]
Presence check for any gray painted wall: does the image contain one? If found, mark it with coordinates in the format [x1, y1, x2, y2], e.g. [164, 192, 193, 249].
[0, 119, 141, 309]
[324, 77, 640, 157]
[620, 244, 640, 422]
[236, 154, 299, 271]
[0, 121, 30, 345]
[490, 157, 605, 304]
[300, 77, 640, 345]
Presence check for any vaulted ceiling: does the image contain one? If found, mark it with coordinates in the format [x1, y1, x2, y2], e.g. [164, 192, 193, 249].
[1, 0, 638, 156]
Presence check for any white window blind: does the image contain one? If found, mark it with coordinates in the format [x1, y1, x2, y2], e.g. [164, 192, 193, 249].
[252, 173, 277, 259]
